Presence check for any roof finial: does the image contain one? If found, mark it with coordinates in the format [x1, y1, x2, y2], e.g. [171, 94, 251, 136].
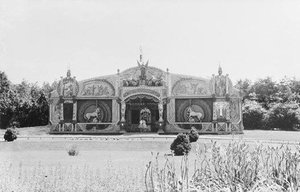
[66, 64, 71, 77]
[218, 62, 222, 76]
[139, 46, 143, 63]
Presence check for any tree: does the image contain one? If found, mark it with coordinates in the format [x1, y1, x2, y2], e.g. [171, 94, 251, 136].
[235, 79, 252, 101]
[0, 71, 15, 128]
[0, 71, 10, 94]
[249, 77, 278, 109]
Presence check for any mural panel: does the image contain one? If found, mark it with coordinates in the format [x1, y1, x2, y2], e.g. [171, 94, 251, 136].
[49, 97, 61, 124]
[80, 80, 115, 97]
[175, 99, 212, 122]
[213, 101, 230, 121]
[230, 98, 241, 123]
[172, 79, 210, 96]
[77, 100, 112, 123]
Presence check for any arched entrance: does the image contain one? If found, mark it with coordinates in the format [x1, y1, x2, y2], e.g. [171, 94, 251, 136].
[124, 94, 160, 132]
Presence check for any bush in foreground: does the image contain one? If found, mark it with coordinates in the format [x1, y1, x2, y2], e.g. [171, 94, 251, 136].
[188, 127, 199, 143]
[170, 133, 191, 156]
[67, 145, 79, 156]
[170, 127, 200, 156]
[4, 128, 17, 142]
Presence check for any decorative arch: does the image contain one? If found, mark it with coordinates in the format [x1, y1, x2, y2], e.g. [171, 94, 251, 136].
[124, 93, 160, 103]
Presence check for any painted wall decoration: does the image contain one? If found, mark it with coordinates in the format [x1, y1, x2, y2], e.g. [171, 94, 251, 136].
[185, 105, 204, 122]
[230, 99, 241, 123]
[57, 70, 79, 97]
[80, 80, 115, 97]
[172, 78, 210, 96]
[175, 99, 212, 122]
[213, 101, 230, 121]
[49, 98, 61, 124]
[77, 100, 112, 123]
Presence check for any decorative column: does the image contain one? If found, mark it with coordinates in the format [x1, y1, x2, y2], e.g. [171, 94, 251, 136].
[72, 101, 77, 131]
[72, 102, 77, 121]
[112, 99, 120, 123]
[59, 102, 64, 132]
[158, 100, 164, 122]
[121, 100, 126, 122]
[120, 100, 127, 133]
[157, 100, 165, 134]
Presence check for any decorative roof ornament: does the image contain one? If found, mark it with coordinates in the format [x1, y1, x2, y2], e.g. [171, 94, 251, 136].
[57, 69, 79, 97]
[137, 47, 149, 83]
[218, 64, 223, 76]
[67, 69, 71, 78]
[137, 46, 149, 67]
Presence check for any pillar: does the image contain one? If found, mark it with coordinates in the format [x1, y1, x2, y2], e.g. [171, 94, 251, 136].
[121, 100, 126, 122]
[120, 100, 127, 133]
[158, 100, 164, 122]
[72, 101, 77, 131]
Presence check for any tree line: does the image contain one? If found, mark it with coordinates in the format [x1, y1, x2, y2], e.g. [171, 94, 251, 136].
[0, 71, 57, 128]
[236, 77, 300, 130]
[1, 70, 300, 130]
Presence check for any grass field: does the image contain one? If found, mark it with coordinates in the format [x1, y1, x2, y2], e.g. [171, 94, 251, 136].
[1, 127, 300, 191]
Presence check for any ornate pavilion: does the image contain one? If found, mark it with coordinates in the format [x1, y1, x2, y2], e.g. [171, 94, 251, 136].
[49, 51, 243, 134]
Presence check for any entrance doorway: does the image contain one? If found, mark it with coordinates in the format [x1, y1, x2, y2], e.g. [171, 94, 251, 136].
[125, 95, 159, 132]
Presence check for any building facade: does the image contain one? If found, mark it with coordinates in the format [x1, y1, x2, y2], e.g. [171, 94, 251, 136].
[49, 53, 243, 134]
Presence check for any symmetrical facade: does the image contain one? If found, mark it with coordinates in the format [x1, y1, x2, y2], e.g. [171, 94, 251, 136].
[49, 52, 243, 134]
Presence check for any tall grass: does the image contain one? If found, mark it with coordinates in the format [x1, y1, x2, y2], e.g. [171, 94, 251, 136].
[145, 141, 300, 192]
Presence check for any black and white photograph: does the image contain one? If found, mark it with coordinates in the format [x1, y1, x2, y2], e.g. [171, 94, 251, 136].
[1, 0, 300, 191]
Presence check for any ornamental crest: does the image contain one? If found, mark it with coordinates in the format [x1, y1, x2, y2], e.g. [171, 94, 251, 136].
[57, 70, 79, 97]
[121, 49, 165, 87]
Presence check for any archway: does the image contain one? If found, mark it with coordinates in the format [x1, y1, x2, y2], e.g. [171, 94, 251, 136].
[124, 94, 160, 132]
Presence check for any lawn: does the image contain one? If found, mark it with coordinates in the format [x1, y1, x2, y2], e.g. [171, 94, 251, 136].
[1, 127, 300, 191]
[0, 138, 200, 191]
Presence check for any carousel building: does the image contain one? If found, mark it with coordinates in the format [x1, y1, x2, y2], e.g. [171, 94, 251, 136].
[49, 52, 244, 134]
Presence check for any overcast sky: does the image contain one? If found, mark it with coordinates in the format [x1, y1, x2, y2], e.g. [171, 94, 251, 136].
[1, 0, 300, 85]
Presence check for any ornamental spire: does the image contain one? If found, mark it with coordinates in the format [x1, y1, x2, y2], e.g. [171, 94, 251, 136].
[218, 62, 223, 76]
[139, 46, 143, 63]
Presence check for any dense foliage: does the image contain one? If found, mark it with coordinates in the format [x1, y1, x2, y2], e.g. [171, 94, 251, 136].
[0, 71, 56, 129]
[242, 100, 266, 129]
[237, 77, 300, 130]
[265, 102, 300, 130]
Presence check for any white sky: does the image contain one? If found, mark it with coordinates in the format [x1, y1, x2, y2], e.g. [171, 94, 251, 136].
[1, 0, 300, 85]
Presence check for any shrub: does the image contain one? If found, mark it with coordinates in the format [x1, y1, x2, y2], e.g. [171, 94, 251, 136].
[242, 100, 267, 129]
[4, 128, 17, 142]
[265, 102, 300, 130]
[188, 127, 199, 143]
[67, 145, 79, 156]
[170, 133, 191, 156]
